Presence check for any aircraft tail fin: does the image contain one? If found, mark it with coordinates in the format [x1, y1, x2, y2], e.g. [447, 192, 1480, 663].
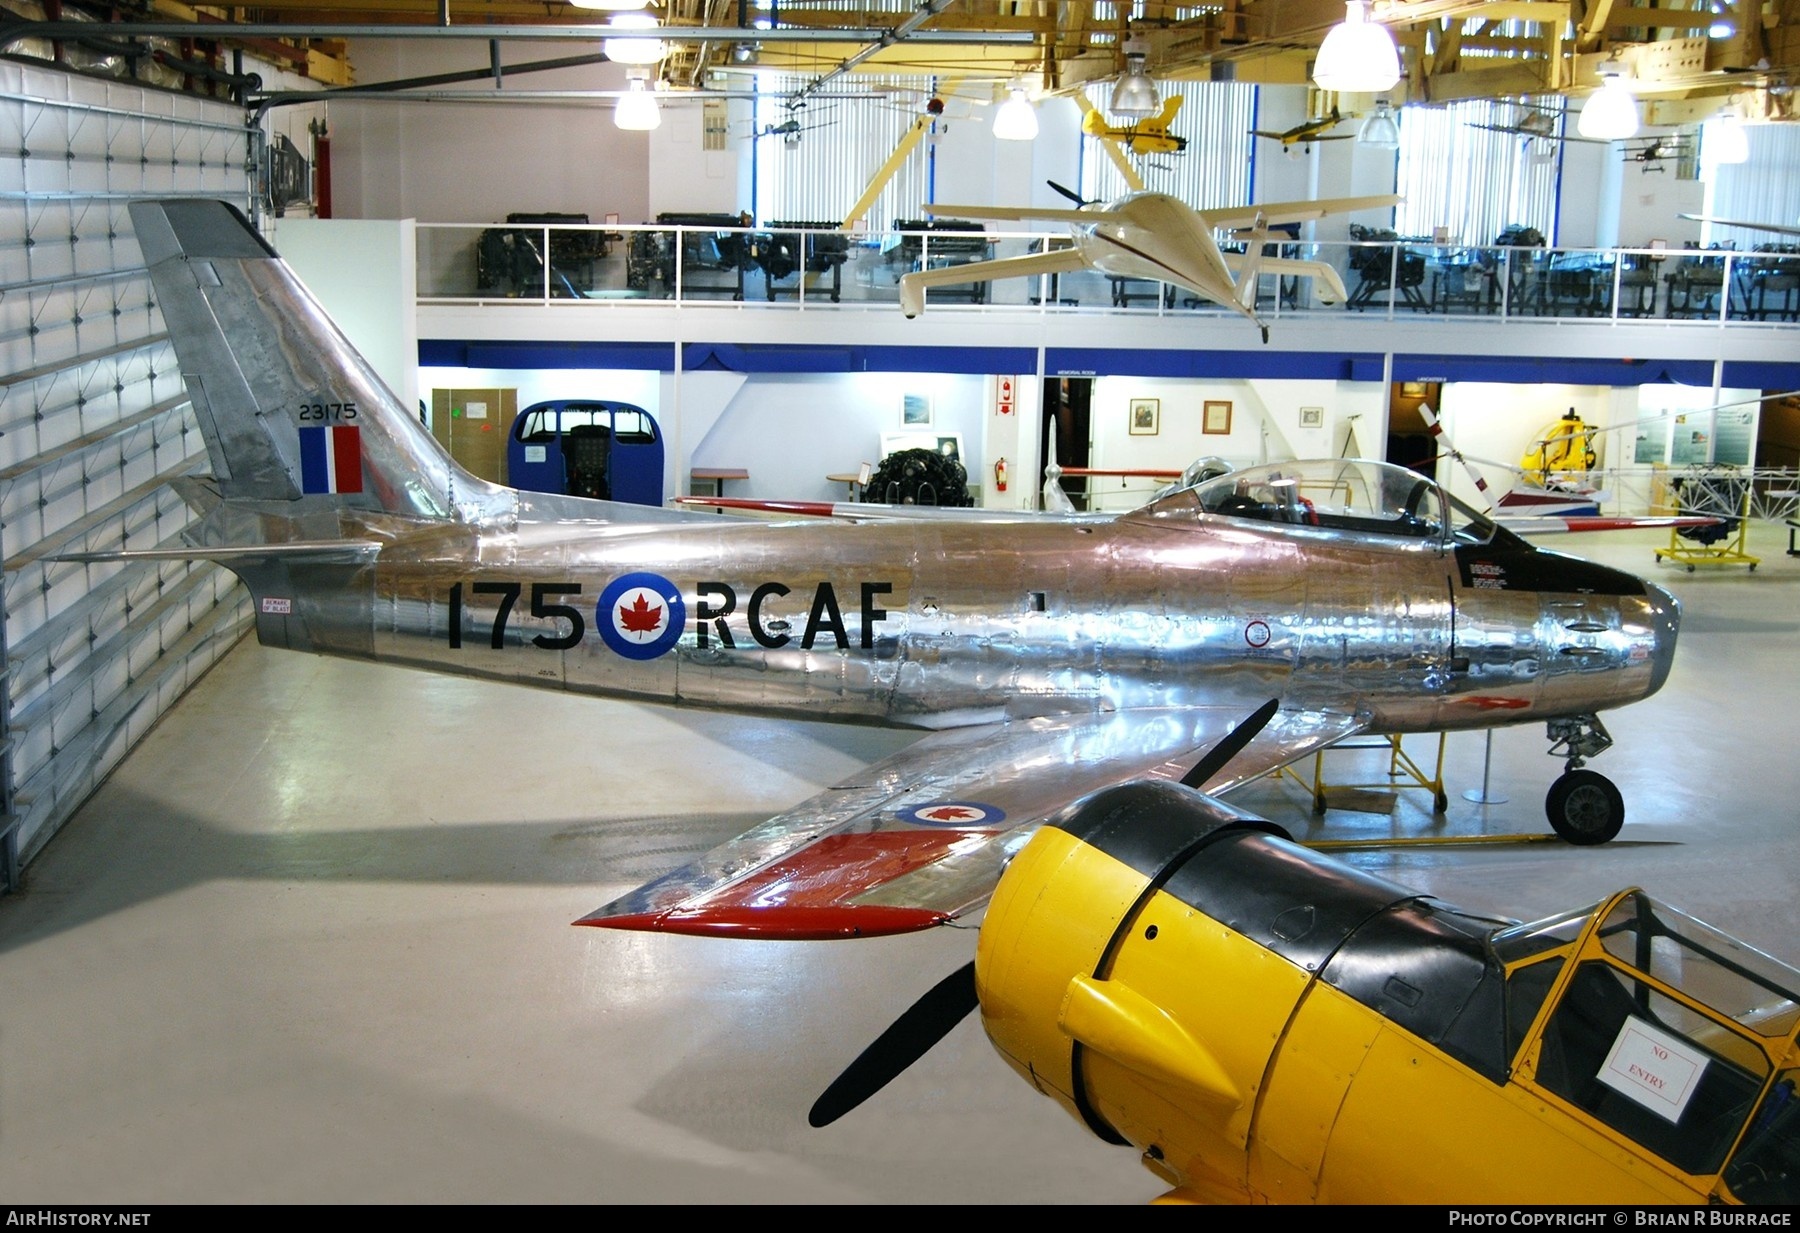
[130, 199, 502, 524]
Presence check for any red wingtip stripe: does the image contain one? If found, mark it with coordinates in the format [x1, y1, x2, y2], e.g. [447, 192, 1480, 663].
[574, 905, 952, 940]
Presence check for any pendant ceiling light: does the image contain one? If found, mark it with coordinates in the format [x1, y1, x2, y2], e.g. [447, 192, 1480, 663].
[568, 0, 652, 8]
[614, 74, 662, 130]
[1357, 97, 1400, 148]
[1577, 65, 1640, 141]
[1109, 31, 1159, 118]
[993, 84, 1039, 141]
[1312, 1, 1402, 95]
[604, 12, 666, 66]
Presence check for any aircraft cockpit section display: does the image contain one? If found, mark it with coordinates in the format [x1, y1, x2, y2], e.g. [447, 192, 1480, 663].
[1493, 890, 1800, 1203]
[1181, 458, 1452, 542]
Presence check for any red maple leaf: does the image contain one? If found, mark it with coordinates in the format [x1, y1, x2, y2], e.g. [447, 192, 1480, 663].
[618, 592, 664, 635]
[922, 806, 978, 822]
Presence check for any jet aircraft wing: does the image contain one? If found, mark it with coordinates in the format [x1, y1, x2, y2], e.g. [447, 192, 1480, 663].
[576, 704, 1366, 939]
[922, 203, 1093, 224]
[1198, 194, 1401, 231]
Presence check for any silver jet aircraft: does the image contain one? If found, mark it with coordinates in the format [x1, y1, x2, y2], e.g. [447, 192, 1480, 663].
[111, 199, 1680, 940]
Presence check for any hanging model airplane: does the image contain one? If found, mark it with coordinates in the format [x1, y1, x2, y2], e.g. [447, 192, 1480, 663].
[1623, 135, 1692, 170]
[897, 183, 1403, 341]
[1081, 94, 1187, 157]
[1250, 107, 1354, 149]
[805, 700, 1800, 1204]
[101, 199, 1680, 947]
[1468, 104, 1606, 145]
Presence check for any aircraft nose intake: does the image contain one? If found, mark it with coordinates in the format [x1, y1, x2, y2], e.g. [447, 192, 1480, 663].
[1644, 581, 1681, 698]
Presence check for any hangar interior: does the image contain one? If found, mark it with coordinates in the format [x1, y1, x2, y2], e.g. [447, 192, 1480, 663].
[1, 0, 1799, 1205]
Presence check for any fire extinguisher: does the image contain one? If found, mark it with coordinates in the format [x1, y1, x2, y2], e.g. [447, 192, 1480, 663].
[993, 458, 1008, 492]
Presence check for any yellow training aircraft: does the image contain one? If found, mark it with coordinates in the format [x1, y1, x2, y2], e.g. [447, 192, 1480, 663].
[1251, 107, 1354, 149]
[810, 702, 1800, 1206]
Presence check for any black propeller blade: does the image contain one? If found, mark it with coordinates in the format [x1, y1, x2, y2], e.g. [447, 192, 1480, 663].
[808, 960, 977, 1127]
[809, 699, 1277, 1129]
[1047, 179, 1090, 207]
[1180, 697, 1280, 789]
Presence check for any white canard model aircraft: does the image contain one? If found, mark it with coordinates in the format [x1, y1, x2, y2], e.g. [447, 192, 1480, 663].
[96, 199, 1681, 941]
[897, 185, 1401, 341]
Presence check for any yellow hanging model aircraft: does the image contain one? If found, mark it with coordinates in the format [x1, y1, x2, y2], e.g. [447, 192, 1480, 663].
[1081, 94, 1187, 157]
[897, 182, 1400, 340]
[1250, 107, 1354, 149]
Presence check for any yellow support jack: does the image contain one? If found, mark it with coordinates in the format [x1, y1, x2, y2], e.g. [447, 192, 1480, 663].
[1276, 732, 1450, 816]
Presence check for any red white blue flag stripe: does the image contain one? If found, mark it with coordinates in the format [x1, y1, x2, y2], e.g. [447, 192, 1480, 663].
[299, 425, 363, 495]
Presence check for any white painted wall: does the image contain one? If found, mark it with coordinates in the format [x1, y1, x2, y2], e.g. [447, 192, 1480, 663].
[1086, 375, 1387, 506]
[272, 217, 420, 417]
[688, 371, 989, 504]
[1612, 154, 1706, 249]
[331, 40, 655, 225]
[647, 94, 745, 218]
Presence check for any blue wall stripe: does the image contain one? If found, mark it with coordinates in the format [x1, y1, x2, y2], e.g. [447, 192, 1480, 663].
[421, 339, 1796, 391]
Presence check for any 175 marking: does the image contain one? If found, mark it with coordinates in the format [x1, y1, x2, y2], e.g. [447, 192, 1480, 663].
[447, 581, 584, 650]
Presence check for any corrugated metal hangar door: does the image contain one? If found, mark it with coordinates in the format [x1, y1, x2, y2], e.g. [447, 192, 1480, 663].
[0, 60, 256, 890]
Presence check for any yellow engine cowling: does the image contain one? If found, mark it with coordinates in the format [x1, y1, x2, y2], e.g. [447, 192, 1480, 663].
[976, 780, 1731, 1204]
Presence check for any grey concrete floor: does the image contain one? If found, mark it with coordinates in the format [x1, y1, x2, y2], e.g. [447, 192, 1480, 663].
[1, 521, 1797, 1204]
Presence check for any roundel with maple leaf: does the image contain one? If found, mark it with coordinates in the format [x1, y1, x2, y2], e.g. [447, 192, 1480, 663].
[596, 571, 687, 661]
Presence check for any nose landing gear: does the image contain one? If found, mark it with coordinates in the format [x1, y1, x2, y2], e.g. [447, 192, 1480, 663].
[1544, 715, 1623, 845]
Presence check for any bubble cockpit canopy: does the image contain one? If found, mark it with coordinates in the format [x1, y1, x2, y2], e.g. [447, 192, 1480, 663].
[1150, 458, 1500, 545]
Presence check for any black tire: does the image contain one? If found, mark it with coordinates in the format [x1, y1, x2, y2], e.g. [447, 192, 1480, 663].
[1546, 769, 1624, 845]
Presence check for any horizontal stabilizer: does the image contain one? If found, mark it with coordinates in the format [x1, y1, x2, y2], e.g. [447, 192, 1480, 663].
[53, 540, 382, 565]
[1218, 253, 1351, 304]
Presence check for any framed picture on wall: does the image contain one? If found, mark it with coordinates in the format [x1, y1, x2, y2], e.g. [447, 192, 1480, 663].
[1128, 398, 1160, 436]
[901, 393, 933, 427]
[1299, 406, 1325, 428]
[1203, 400, 1233, 435]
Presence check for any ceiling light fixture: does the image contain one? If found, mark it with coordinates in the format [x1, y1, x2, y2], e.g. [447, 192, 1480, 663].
[993, 83, 1039, 141]
[1577, 60, 1640, 141]
[613, 73, 662, 130]
[1109, 31, 1159, 118]
[568, 0, 652, 9]
[603, 12, 666, 66]
[1313, 1, 1402, 95]
[1357, 97, 1400, 148]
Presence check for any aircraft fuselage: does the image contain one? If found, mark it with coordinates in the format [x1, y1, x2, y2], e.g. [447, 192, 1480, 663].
[1076, 194, 1241, 311]
[237, 495, 1677, 740]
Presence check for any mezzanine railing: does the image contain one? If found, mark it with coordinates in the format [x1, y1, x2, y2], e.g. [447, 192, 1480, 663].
[416, 220, 1800, 330]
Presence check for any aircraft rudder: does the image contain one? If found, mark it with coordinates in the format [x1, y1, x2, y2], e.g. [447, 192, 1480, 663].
[131, 198, 489, 523]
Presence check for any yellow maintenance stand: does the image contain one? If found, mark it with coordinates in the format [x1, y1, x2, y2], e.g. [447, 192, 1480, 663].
[1655, 467, 1761, 572]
